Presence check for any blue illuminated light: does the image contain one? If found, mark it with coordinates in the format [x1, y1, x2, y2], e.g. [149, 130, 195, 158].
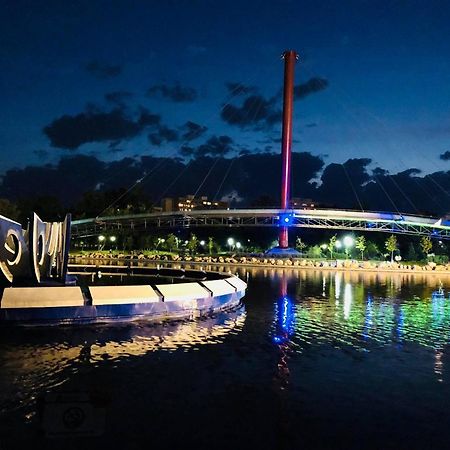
[273, 295, 295, 344]
[279, 213, 294, 227]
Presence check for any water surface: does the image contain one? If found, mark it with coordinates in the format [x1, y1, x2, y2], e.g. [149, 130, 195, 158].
[1, 267, 450, 449]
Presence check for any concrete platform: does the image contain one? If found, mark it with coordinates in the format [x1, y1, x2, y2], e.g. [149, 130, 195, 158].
[201, 279, 237, 296]
[1, 287, 85, 309]
[265, 246, 301, 257]
[0, 273, 247, 326]
[89, 285, 160, 305]
[225, 276, 248, 292]
[155, 282, 211, 302]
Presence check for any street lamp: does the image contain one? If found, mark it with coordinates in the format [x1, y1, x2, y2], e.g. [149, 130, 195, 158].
[109, 235, 117, 252]
[343, 236, 354, 248]
[227, 237, 234, 252]
[236, 242, 242, 252]
[200, 240, 205, 246]
[343, 235, 354, 259]
[98, 235, 105, 242]
[335, 240, 342, 250]
[155, 237, 165, 252]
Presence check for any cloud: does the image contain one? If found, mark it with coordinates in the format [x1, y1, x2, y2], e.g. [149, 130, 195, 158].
[372, 167, 389, 177]
[85, 61, 122, 79]
[105, 91, 133, 106]
[221, 95, 280, 130]
[440, 151, 450, 160]
[294, 77, 328, 99]
[225, 82, 258, 96]
[33, 149, 49, 160]
[317, 158, 372, 209]
[180, 135, 234, 158]
[4, 150, 450, 217]
[148, 125, 179, 146]
[147, 83, 197, 102]
[181, 121, 207, 141]
[43, 107, 160, 150]
[395, 168, 422, 177]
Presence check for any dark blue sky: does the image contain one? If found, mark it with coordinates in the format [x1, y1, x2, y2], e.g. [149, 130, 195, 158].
[2, 0, 450, 176]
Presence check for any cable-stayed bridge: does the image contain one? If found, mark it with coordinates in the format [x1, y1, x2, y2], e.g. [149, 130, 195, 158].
[71, 51, 450, 244]
[71, 208, 450, 239]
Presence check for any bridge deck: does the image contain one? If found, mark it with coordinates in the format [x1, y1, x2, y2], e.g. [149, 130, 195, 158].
[71, 209, 450, 239]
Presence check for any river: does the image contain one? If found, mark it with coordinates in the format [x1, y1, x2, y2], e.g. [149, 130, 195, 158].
[1, 266, 450, 449]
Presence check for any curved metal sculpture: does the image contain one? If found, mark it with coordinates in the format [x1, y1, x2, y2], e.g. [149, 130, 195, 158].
[0, 213, 71, 285]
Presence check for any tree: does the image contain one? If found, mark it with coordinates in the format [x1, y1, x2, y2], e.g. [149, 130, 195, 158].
[0, 198, 21, 221]
[328, 235, 337, 259]
[295, 237, 307, 255]
[406, 242, 417, 261]
[124, 235, 134, 251]
[366, 241, 380, 260]
[165, 233, 178, 252]
[187, 233, 199, 255]
[307, 245, 322, 259]
[355, 236, 366, 260]
[385, 234, 398, 262]
[420, 236, 433, 258]
[208, 237, 214, 255]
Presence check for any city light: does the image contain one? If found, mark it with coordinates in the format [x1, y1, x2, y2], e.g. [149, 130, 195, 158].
[98, 235, 105, 242]
[343, 236, 354, 248]
[343, 236, 354, 258]
[236, 242, 242, 249]
[227, 237, 234, 246]
[279, 213, 294, 226]
[200, 240, 205, 246]
[110, 236, 116, 242]
[335, 240, 342, 249]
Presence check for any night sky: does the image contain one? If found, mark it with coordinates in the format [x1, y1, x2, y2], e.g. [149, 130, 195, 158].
[2, 0, 450, 214]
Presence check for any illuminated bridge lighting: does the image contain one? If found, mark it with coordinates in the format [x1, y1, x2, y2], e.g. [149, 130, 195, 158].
[279, 213, 294, 226]
[71, 208, 450, 240]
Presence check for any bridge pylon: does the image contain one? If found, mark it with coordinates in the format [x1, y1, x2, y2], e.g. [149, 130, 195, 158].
[267, 50, 300, 256]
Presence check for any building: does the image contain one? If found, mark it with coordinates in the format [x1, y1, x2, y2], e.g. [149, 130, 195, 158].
[290, 197, 316, 209]
[161, 195, 229, 212]
[161, 197, 174, 213]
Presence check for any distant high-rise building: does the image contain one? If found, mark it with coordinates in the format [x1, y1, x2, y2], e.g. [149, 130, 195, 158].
[290, 198, 316, 209]
[161, 197, 174, 212]
[161, 195, 229, 212]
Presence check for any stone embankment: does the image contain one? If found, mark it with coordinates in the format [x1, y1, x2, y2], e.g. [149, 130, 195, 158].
[73, 252, 449, 273]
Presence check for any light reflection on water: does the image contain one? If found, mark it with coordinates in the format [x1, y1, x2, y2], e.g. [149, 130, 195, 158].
[273, 270, 450, 351]
[0, 308, 245, 414]
[2, 264, 450, 448]
[264, 268, 450, 394]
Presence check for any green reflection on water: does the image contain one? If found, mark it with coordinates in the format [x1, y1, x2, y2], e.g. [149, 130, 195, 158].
[267, 269, 450, 352]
